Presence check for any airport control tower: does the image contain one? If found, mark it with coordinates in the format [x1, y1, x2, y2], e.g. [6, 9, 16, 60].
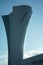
[2, 5, 32, 65]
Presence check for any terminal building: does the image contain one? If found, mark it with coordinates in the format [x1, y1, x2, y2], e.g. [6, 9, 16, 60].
[2, 5, 43, 65]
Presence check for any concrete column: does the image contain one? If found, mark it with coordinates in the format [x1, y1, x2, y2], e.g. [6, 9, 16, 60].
[2, 5, 32, 65]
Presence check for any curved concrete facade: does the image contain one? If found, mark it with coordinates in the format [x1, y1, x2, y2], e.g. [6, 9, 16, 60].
[2, 5, 32, 65]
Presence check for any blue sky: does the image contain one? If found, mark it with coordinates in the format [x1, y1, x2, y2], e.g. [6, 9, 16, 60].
[0, 0, 43, 65]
